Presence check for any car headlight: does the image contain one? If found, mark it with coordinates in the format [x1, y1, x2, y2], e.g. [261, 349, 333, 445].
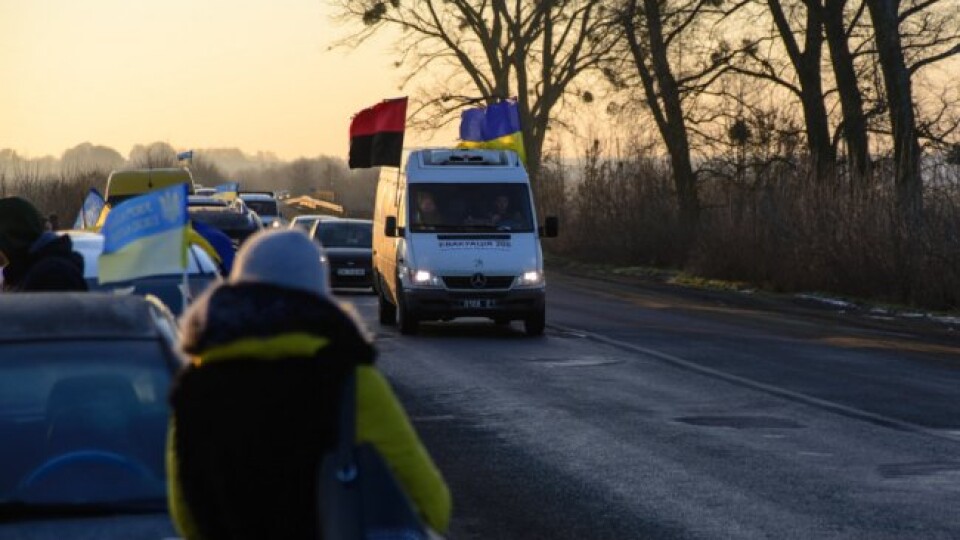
[517, 270, 544, 287]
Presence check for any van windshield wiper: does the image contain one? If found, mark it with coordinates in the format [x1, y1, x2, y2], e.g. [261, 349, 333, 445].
[0, 499, 166, 522]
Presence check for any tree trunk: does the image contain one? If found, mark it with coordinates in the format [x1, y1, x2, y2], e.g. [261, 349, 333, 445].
[866, 0, 923, 219]
[642, 0, 701, 233]
[768, 0, 834, 181]
[822, 0, 871, 183]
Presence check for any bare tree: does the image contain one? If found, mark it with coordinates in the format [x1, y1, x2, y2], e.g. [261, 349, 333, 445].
[610, 0, 739, 233]
[725, 0, 836, 181]
[128, 142, 178, 169]
[864, 0, 923, 218]
[817, 0, 871, 181]
[331, 0, 609, 181]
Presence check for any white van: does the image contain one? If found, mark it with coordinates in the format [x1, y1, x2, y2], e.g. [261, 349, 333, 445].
[372, 148, 558, 336]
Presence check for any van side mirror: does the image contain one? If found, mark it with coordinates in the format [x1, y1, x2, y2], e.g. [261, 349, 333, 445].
[384, 216, 400, 237]
[541, 216, 559, 238]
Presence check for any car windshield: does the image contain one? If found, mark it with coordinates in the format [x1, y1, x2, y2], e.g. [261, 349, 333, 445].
[315, 222, 372, 248]
[244, 200, 278, 217]
[294, 217, 318, 231]
[408, 183, 534, 233]
[0, 341, 170, 508]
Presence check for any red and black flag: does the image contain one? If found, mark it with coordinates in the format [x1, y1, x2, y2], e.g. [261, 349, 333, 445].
[348, 97, 407, 169]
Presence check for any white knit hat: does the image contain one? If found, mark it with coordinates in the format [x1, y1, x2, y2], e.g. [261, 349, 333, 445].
[229, 229, 330, 297]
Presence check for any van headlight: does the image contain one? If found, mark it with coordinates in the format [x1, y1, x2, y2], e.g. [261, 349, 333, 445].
[517, 270, 544, 287]
[407, 268, 442, 288]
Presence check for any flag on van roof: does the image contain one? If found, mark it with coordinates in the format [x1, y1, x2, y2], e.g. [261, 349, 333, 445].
[98, 183, 188, 285]
[457, 99, 526, 164]
[349, 97, 407, 169]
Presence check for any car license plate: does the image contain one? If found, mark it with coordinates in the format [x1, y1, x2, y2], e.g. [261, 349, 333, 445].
[337, 268, 366, 276]
[460, 299, 495, 309]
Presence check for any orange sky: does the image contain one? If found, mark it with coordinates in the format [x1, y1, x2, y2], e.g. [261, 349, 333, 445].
[0, 0, 456, 161]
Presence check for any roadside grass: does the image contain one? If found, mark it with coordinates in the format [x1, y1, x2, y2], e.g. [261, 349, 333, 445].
[544, 251, 960, 327]
[538, 141, 960, 314]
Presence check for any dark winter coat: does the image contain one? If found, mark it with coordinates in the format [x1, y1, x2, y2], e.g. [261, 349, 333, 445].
[167, 283, 450, 540]
[1, 232, 87, 292]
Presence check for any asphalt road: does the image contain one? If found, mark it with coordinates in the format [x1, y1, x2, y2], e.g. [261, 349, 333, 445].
[345, 272, 960, 539]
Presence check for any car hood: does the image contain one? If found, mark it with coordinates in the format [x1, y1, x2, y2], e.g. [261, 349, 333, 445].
[323, 247, 372, 259]
[0, 512, 175, 539]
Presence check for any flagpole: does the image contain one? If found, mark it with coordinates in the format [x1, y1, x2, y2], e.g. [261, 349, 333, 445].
[182, 267, 189, 314]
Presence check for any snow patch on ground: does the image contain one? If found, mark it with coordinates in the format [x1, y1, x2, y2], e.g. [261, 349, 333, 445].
[794, 294, 857, 310]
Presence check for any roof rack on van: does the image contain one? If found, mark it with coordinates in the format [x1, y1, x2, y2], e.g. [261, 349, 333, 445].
[419, 149, 513, 167]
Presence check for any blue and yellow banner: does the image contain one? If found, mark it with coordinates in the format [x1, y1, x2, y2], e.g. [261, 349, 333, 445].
[213, 181, 239, 201]
[457, 100, 526, 163]
[98, 183, 188, 284]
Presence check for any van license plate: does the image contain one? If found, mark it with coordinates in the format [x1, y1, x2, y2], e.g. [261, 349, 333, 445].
[460, 299, 495, 309]
[337, 268, 366, 276]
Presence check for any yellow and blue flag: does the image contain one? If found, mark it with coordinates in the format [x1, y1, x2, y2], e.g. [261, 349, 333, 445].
[73, 188, 107, 230]
[213, 181, 239, 202]
[457, 100, 526, 163]
[98, 183, 188, 285]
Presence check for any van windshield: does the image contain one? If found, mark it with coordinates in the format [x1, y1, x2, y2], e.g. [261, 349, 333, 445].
[408, 183, 534, 233]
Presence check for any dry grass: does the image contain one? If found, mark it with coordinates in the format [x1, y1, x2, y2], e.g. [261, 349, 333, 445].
[543, 146, 960, 311]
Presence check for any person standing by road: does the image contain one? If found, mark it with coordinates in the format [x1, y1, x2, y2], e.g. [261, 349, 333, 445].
[0, 197, 87, 292]
[166, 229, 451, 539]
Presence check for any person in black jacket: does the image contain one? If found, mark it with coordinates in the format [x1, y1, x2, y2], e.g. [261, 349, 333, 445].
[167, 229, 450, 540]
[0, 197, 87, 292]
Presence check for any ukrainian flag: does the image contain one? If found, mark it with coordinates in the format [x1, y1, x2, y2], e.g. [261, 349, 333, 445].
[99, 183, 188, 285]
[213, 181, 239, 202]
[73, 188, 106, 230]
[457, 100, 526, 164]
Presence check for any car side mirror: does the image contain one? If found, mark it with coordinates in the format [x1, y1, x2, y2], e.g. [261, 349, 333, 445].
[541, 216, 559, 238]
[385, 216, 401, 237]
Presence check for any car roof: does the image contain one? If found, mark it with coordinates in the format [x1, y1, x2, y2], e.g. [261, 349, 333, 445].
[0, 293, 165, 342]
[188, 196, 229, 206]
[239, 193, 276, 201]
[315, 218, 372, 225]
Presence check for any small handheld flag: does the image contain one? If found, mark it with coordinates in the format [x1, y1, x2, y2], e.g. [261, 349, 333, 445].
[213, 182, 239, 201]
[177, 150, 194, 161]
[349, 97, 408, 169]
[73, 188, 107, 230]
[98, 183, 189, 285]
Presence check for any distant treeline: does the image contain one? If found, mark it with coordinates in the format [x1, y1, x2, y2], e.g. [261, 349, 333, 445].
[0, 141, 380, 220]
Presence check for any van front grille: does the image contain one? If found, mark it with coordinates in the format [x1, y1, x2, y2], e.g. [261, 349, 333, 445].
[442, 275, 515, 290]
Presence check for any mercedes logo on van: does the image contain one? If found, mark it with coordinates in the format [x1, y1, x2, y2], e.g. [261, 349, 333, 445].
[470, 273, 487, 288]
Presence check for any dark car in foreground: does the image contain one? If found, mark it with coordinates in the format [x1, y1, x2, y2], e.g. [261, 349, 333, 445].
[0, 294, 181, 538]
[310, 218, 373, 290]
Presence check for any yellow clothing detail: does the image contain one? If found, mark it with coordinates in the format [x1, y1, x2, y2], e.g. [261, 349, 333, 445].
[167, 419, 206, 540]
[356, 365, 452, 533]
[167, 334, 451, 538]
[193, 334, 329, 366]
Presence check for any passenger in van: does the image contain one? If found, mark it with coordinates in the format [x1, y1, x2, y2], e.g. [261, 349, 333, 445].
[489, 194, 523, 229]
[415, 191, 444, 227]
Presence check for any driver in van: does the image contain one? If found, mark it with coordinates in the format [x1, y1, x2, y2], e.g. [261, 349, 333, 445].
[415, 191, 443, 227]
